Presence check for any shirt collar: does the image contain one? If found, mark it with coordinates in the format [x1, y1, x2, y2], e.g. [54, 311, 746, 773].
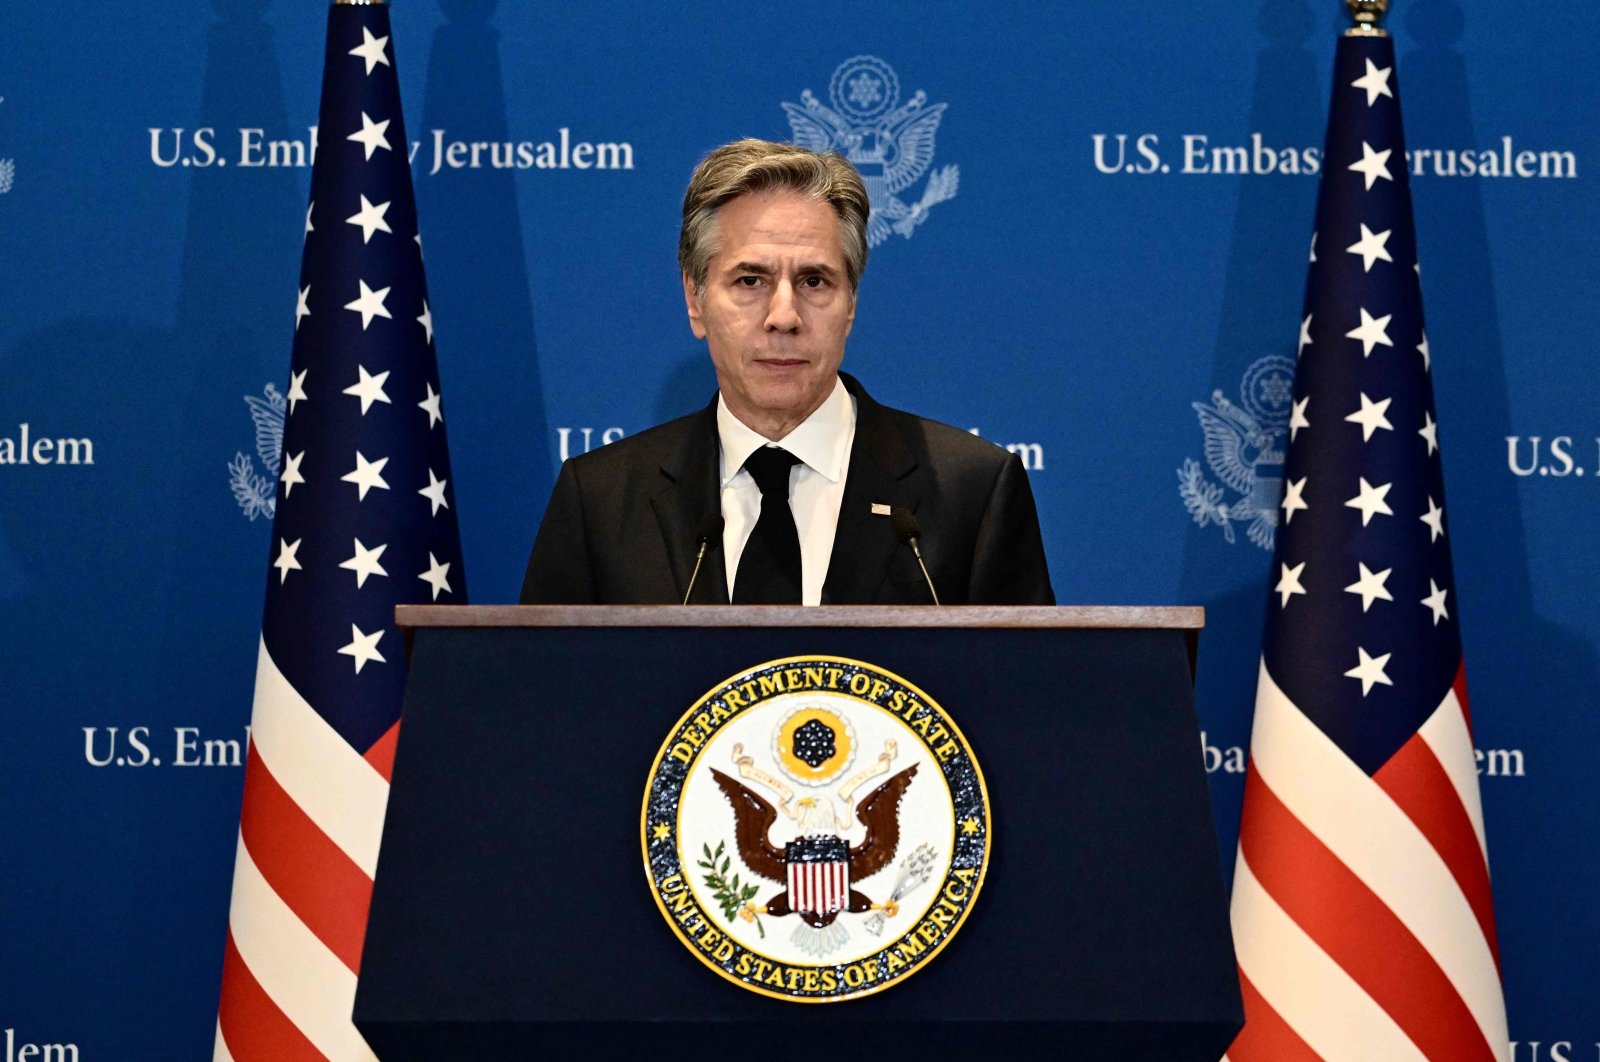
[717, 375, 854, 487]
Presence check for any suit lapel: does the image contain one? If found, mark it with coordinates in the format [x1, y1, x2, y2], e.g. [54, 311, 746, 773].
[823, 377, 918, 604]
[650, 400, 729, 604]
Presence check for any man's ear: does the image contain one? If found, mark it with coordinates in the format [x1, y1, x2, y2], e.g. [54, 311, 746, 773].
[683, 271, 707, 339]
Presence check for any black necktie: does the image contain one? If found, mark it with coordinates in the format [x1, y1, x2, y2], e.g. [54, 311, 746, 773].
[733, 447, 802, 604]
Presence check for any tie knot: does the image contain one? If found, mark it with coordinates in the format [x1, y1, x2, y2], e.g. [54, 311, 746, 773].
[744, 446, 799, 497]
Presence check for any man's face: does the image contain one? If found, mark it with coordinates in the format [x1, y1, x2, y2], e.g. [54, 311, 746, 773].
[684, 189, 855, 440]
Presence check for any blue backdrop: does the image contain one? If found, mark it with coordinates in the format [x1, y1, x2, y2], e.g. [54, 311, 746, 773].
[1, 2, 1595, 1057]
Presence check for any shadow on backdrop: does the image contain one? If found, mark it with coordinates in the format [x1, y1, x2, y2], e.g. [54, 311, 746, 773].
[161, 0, 301, 689]
[0, 22, 268, 1049]
[1175, 0, 1323, 882]
[162, 0, 305, 1053]
[419, 0, 550, 601]
[2, 2, 302, 1054]
[1403, 0, 1600, 1026]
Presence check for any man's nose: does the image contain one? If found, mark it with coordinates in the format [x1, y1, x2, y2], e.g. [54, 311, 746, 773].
[764, 280, 802, 333]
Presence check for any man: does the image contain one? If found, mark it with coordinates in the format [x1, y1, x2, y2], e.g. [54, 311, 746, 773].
[520, 139, 1053, 605]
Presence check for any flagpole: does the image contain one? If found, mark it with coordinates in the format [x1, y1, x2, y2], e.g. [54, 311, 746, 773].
[1344, 0, 1389, 36]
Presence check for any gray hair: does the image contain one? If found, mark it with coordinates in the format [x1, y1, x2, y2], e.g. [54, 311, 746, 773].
[678, 139, 870, 295]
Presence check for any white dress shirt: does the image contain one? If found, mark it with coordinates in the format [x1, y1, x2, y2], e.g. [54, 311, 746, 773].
[717, 376, 857, 606]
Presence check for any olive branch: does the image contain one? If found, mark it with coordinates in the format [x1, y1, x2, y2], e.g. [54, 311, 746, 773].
[228, 452, 276, 521]
[1177, 458, 1235, 544]
[698, 841, 764, 939]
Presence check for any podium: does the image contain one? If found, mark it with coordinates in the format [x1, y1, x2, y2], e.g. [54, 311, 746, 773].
[355, 606, 1242, 1059]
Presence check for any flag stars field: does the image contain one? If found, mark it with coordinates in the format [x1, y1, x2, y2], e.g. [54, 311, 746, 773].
[337, 624, 386, 674]
[1421, 496, 1446, 541]
[1346, 307, 1393, 356]
[1422, 579, 1450, 625]
[1281, 476, 1309, 524]
[279, 450, 306, 497]
[418, 470, 449, 515]
[1346, 224, 1393, 272]
[341, 451, 390, 499]
[348, 27, 390, 75]
[346, 195, 392, 243]
[1351, 59, 1394, 106]
[1289, 396, 1310, 441]
[418, 553, 452, 600]
[286, 369, 308, 414]
[419, 383, 443, 427]
[417, 300, 434, 344]
[1344, 646, 1394, 695]
[1345, 476, 1394, 525]
[1348, 140, 1393, 189]
[1276, 561, 1308, 607]
[348, 111, 392, 159]
[343, 365, 392, 414]
[338, 538, 388, 588]
[1344, 562, 1394, 612]
[1345, 392, 1393, 441]
[345, 280, 392, 329]
[273, 538, 302, 584]
[1419, 411, 1438, 454]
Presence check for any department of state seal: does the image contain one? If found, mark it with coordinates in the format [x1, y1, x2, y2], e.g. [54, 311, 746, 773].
[642, 656, 989, 1002]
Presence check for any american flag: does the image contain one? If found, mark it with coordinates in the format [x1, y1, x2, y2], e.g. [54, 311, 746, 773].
[215, 5, 465, 1059]
[1225, 27, 1508, 1062]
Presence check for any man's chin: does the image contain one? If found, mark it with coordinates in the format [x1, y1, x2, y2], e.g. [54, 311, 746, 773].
[751, 379, 821, 411]
[725, 380, 830, 435]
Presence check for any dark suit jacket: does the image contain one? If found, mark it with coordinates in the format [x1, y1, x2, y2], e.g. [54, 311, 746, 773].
[520, 374, 1054, 605]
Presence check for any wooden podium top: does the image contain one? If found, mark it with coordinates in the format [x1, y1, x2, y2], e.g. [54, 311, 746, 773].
[395, 604, 1204, 630]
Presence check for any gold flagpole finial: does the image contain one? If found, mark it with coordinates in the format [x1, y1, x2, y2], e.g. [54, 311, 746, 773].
[1344, 0, 1390, 36]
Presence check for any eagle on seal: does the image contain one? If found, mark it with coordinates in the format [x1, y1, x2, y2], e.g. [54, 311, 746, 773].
[709, 764, 918, 930]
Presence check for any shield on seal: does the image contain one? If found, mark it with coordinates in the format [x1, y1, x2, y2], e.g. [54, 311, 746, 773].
[786, 835, 849, 919]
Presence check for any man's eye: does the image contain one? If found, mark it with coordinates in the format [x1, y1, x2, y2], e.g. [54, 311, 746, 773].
[801, 275, 826, 288]
[736, 275, 763, 287]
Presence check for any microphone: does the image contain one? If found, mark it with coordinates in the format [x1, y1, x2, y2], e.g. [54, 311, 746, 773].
[890, 507, 941, 606]
[683, 514, 725, 605]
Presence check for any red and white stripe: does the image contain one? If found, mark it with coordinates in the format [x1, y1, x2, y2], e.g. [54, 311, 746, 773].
[215, 639, 395, 1061]
[1226, 660, 1507, 1062]
[788, 860, 848, 915]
